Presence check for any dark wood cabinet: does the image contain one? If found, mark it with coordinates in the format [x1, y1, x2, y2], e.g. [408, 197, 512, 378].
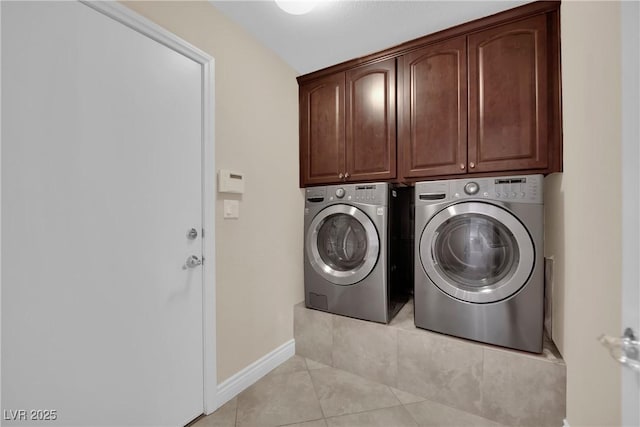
[345, 59, 396, 182]
[298, 1, 562, 187]
[399, 36, 467, 178]
[398, 13, 555, 181]
[299, 73, 345, 186]
[299, 58, 396, 186]
[468, 14, 549, 173]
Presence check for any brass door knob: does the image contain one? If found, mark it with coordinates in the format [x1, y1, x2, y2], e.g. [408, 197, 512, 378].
[469, 162, 476, 169]
[460, 163, 465, 170]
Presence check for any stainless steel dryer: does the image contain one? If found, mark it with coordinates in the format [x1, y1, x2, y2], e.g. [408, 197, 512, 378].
[304, 183, 412, 324]
[414, 175, 544, 353]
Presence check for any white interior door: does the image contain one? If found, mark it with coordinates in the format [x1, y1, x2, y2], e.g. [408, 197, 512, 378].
[2, 2, 205, 425]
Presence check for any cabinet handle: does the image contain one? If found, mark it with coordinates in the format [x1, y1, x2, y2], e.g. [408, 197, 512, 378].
[460, 163, 465, 170]
[338, 172, 344, 179]
[469, 162, 475, 169]
[344, 172, 350, 180]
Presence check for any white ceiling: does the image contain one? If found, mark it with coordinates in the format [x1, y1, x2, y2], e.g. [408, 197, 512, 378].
[209, 0, 533, 76]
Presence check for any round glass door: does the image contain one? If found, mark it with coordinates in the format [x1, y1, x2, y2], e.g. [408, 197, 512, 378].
[306, 205, 379, 286]
[420, 202, 534, 303]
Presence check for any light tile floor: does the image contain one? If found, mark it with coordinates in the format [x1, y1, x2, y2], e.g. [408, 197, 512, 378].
[192, 355, 504, 427]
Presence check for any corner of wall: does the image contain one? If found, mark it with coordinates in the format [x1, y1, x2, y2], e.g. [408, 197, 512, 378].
[558, 2, 622, 425]
[544, 172, 565, 356]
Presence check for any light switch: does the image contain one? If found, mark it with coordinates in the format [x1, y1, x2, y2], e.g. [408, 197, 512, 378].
[223, 199, 240, 219]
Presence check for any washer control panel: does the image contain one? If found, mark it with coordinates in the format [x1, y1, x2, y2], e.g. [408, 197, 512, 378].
[306, 183, 389, 206]
[353, 184, 380, 202]
[492, 176, 541, 202]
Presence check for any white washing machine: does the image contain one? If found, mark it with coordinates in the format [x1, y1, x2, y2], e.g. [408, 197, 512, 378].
[414, 175, 544, 353]
[304, 183, 412, 324]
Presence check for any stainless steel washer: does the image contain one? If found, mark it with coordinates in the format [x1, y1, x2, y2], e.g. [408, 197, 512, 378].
[304, 183, 412, 324]
[414, 175, 544, 352]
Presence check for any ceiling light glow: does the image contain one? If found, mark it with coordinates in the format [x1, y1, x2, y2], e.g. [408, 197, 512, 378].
[275, 0, 317, 15]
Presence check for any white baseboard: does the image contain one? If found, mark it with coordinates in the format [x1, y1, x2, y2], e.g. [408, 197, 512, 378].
[213, 339, 296, 411]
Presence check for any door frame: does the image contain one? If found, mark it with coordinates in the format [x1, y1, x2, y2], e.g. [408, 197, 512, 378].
[621, 1, 640, 425]
[1, 0, 218, 415]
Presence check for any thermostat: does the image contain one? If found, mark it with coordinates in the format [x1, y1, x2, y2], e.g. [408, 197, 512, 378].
[218, 169, 245, 194]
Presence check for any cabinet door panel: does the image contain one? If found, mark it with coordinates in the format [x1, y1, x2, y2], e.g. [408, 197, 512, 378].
[399, 36, 467, 179]
[468, 14, 548, 172]
[300, 74, 345, 185]
[345, 59, 396, 182]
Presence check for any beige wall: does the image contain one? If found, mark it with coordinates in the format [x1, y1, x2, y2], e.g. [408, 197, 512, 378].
[121, 1, 628, 422]
[546, 2, 622, 425]
[122, 1, 303, 383]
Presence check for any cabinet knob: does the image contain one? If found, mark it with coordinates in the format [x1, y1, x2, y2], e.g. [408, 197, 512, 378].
[344, 172, 350, 180]
[338, 172, 344, 179]
[469, 162, 475, 169]
[460, 163, 465, 170]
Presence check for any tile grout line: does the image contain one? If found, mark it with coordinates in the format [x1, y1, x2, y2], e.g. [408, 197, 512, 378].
[296, 353, 505, 426]
[318, 308, 333, 415]
[395, 327, 400, 391]
[307, 360, 413, 423]
[234, 396, 239, 427]
[480, 345, 486, 421]
[387, 328, 403, 408]
[277, 412, 326, 427]
[407, 393, 504, 426]
[330, 311, 335, 367]
[322, 401, 407, 423]
[400, 402, 421, 426]
[306, 360, 328, 420]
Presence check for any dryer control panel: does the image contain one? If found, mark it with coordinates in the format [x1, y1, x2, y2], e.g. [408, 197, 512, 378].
[417, 174, 543, 204]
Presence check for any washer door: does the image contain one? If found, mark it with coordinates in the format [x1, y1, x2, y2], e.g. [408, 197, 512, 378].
[420, 202, 534, 303]
[306, 204, 380, 286]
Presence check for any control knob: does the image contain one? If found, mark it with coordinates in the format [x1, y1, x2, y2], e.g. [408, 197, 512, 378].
[464, 182, 479, 195]
[335, 188, 346, 199]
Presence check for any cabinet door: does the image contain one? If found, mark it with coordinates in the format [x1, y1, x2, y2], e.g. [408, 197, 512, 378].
[468, 14, 548, 173]
[399, 36, 467, 179]
[345, 58, 396, 182]
[299, 73, 345, 186]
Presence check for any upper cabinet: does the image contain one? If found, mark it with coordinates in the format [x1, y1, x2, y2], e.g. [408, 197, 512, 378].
[399, 36, 468, 178]
[345, 60, 396, 183]
[299, 73, 345, 186]
[399, 14, 554, 180]
[298, 1, 562, 187]
[299, 59, 396, 186]
[467, 14, 549, 173]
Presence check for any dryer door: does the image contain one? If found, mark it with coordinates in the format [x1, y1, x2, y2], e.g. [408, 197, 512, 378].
[306, 204, 380, 286]
[420, 202, 534, 303]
